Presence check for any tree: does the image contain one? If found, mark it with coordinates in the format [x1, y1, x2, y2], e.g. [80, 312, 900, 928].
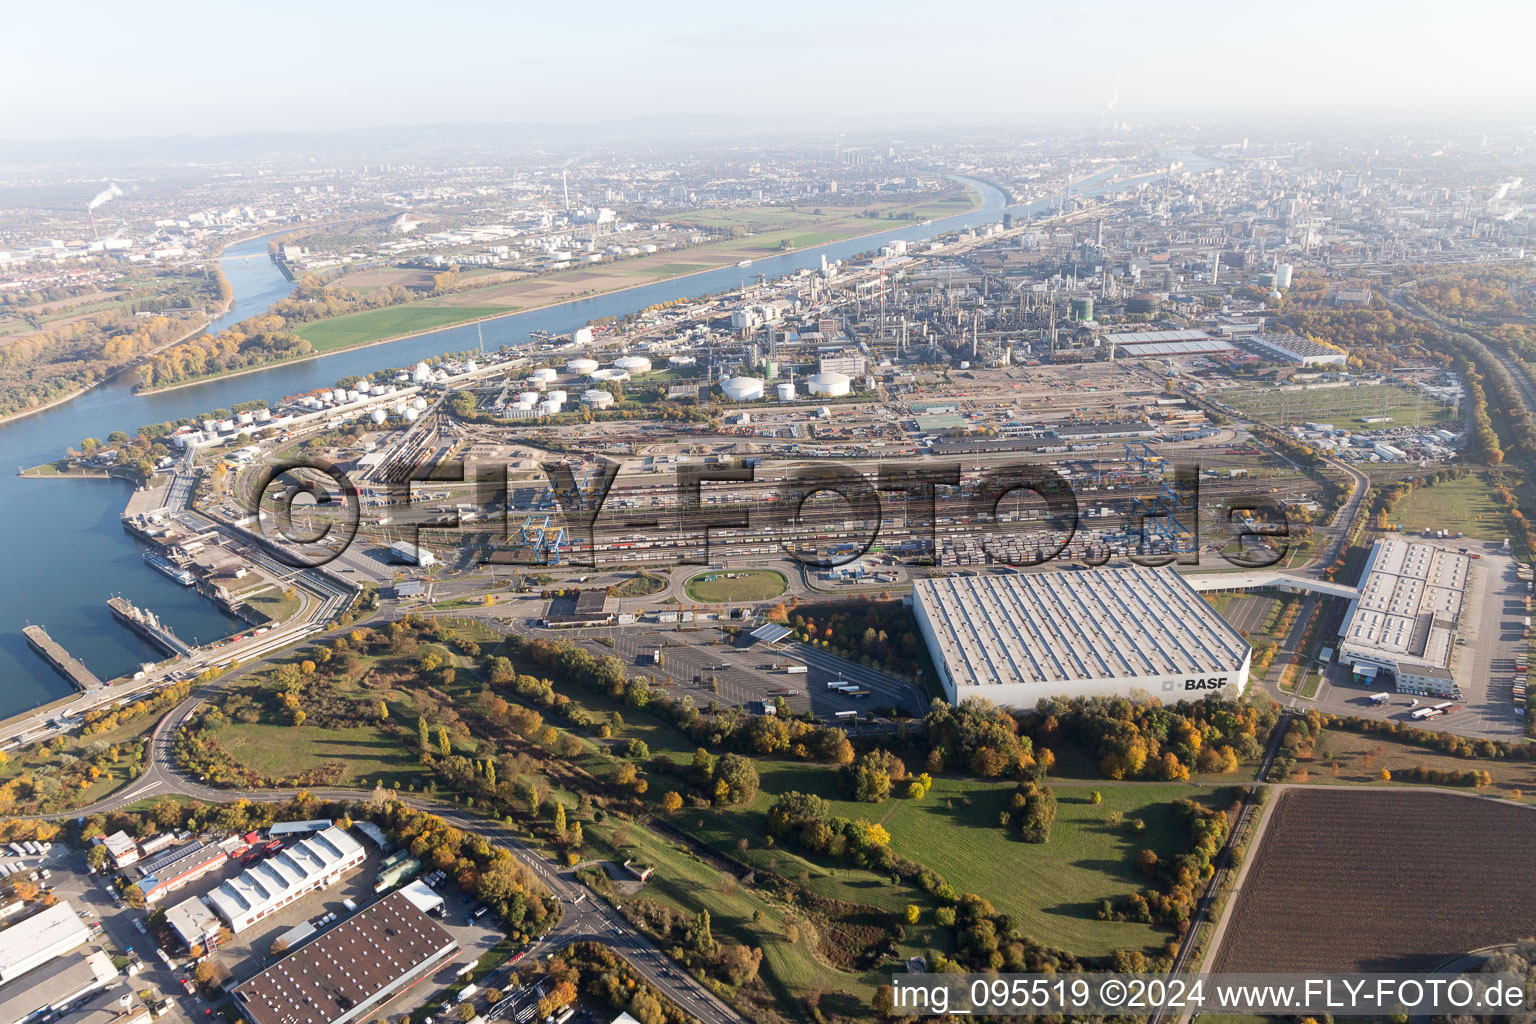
[419, 718, 431, 752]
[905, 903, 921, 924]
[553, 801, 567, 841]
[659, 791, 683, 816]
[437, 726, 452, 759]
[1379, 768, 1392, 782]
[378, 701, 389, 721]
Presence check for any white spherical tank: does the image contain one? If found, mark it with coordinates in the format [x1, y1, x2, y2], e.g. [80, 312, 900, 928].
[411, 397, 429, 411]
[776, 382, 796, 401]
[614, 355, 652, 374]
[403, 407, 420, 422]
[412, 361, 433, 384]
[721, 376, 765, 401]
[371, 408, 388, 424]
[566, 358, 599, 375]
[806, 371, 852, 397]
[394, 401, 408, 415]
[581, 389, 615, 409]
[465, 359, 478, 373]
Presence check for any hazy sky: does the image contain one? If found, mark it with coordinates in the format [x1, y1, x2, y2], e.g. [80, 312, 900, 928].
[11, 0, 1536, 139]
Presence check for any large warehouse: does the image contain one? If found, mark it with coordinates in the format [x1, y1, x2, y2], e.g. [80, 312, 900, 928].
[1336, 538, 1469, 697]
[206, 826, 365, 933]
[0, 902, 90, 983]
[233, 892, 457, 1024]
[913, 568, 1252, 707]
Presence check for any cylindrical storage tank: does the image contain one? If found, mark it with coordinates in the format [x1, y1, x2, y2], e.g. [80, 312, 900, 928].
[668, 354, 696, 368]
[411, 397, 428, 411]
[512, 399, 535, 412]
[519, 391, 540, 404]
[721, 376, 765, 401]
[566, 358, 599, 375]
[1069, 296, 1094, 321]
[253, 409, 272, 422]
[371, 408, 388, 424]
[1276, 263, 1293, 289]
[581, 389, 615, 409]
[1257, 272, 1277, 289]
[805, 371, 851, 397]
[413, 361, 433, 383]
[403, 407, 419, 422]
[465, 359, 478, 373]
[370, 385, 387, 396]
[590, 367, 629, 382]
[776, 382, 796, 401]
[545, 390, 568, 405]
[614, 355, 652, 374]
[346, 389, 361, 403]
[533, 367, 558, 382]
[216, 419, 235, 433]
[236, 412, 254, 425]
[538, 399, 563, 416]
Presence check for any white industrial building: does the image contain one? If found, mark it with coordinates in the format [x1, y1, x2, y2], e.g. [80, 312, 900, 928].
[388, 541, 437, 567]
[206, 827, 365, 933]
[1337, 538, 1469, 697]
[1240, 332, 1348, 367]
[0, 902, 90, 983]
[913, 568, 1252, 708]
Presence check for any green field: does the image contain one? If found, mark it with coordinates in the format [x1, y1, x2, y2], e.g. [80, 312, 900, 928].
[1222, 383, 1453, 430]
[682, 569, 786, 603]
[1388, 474, 1514, 540]
[681, 763, 1232, 958]
[215, 719, 418, 788]
[294, 305, 507, 352]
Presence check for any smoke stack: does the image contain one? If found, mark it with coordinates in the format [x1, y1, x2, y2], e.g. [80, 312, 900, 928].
[88, 209, 99, 241]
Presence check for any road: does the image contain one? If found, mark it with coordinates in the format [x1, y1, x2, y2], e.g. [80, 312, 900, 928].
[47, 611, 751, 1024]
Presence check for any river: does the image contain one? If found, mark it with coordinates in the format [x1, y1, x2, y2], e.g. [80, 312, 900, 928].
[0, 164, 1212, 717]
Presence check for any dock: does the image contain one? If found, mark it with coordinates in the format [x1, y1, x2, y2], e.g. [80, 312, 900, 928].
[23, 625, 103, 691]
[107, 597, 194, 658]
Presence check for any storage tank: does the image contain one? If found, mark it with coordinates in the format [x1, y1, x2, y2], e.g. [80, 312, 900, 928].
[805, 371, 851, 397]
[465, 359, 478, 373]
[235, 412, 254, 425]
[216, 419, 235, 433]
[1276, 263, 1294, 289]
[394, 401, 408, 415]
[589, 368, 629, 382]
[411, 397, 428, 411]
[668, 354, 696, 368]
[581, 389, 615, 409]
[1069, 296, 1094, 322]
[721, 376, 765, 401]
[369, 385, 388, 396]
[545, 390, 568, 405]
[532, 367, 558, 383]
[403, 407, 420, 422]
[518, 391, 540, 404]
[412, 361, 433, 384]
[371, 408, 388, 424]
[1257, 272, 1277, 289]
[538, 399, 563, 416]
[346, 389, 361, 403]
[512, 399, 536, 412]
[614, 355, 652, 374]
[566, 358, 599, 375]
[776, 382, 796, 401]
[253, 409, 272, 423]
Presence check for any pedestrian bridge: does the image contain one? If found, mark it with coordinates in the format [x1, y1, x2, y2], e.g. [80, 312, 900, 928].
[1183, 569, 1360, 600]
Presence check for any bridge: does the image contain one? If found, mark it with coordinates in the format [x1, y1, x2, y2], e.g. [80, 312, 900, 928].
[1182, 569, 1360, 601]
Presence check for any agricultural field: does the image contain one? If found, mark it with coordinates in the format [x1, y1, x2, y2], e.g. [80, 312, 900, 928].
[683, 569, 787, 603]
[292, 305, 507, 352]
[1221, 383, 1453, 430]
[1212, 788, 1536, 972]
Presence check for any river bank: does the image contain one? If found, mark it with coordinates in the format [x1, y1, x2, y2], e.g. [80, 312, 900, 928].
[133, 188, 984, 397]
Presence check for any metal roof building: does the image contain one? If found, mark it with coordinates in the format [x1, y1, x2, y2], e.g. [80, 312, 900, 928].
[1337, 538, 1469, 693]
[233, 892, 457, 1024]
[0, 902, 90, 983]
[206, 827, 365, 934]
[913, 568, 1251, 707]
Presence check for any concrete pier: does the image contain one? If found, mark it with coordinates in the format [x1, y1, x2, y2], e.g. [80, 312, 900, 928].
[22, 625, 103, 691]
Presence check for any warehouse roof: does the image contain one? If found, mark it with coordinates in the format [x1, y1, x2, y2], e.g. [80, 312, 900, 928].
[914, 568, 1249, 689]
[1339, 538, 1469, 668]
[233, 892, 456, 1024]
[0, 903, 88, 974]
[206, 827, 362, 925]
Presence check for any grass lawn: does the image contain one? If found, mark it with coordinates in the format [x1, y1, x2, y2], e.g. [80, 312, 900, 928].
[1222, 383, 1452, 430]
[1388, 474, 1516, 540]
[243, 586, 302, 624]
[1300, 727, 1536, 796]
[678, 764, 1234, 958]
[215, 720, 419, 788]
[1299, 669, 1323, 699]
[610, 572, 668, 598]
[682, 569, 786, 603]
[294, 305, 506, 352]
